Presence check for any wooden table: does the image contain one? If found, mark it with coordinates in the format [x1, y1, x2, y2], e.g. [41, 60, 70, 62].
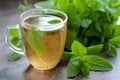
[0, 0, 120, 80]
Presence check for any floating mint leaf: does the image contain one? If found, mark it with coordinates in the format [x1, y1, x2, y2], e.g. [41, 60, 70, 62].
[48, 19, 61, 24]
[28, 31, 45, 57]
[8, 52, 21, 62]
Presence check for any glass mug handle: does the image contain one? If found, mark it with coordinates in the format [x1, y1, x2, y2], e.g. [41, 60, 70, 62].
[6, 24, 24, 55]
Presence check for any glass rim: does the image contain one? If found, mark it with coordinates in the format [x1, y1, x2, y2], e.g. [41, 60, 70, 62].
[20, 8, 68, 28]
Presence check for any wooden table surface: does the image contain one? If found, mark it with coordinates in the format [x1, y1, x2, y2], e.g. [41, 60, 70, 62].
[0, 0, 120, 80]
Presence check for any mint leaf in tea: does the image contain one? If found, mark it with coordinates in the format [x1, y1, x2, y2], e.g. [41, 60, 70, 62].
[48, 19, 61, 24]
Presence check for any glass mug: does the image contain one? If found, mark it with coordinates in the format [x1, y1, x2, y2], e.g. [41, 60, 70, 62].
[6, 8, 68, 70]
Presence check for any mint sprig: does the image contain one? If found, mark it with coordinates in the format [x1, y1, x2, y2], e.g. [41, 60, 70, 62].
[66, 41, 112, 78]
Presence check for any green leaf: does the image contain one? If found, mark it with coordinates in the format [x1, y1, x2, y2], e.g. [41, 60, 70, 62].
[57, 0, 70, 11]
[48, 19, 61, 24]
[95, 23, 102, 32]
[67, 56, 81, 78]
[65, 30, 78, 51]
[108, 44, 117, 58]
[18, 3, 32, 12]
[87, 44, 103, 55]
[66, 3, 81, 36]
[72, 40, 87, 56]
[113, 25, 120, 37]
[9, 28, 20, 38]
[8, 53, 21, 62]
[9, 27, 23, 48]
[110, 37, 120, 47]
[88, 55, 113, 71]
[28, 31, 45, 56]
[81, 19, 92, 28]
[62, 51, 73, 60]
[73, 0, 89, 17]
[11, 37, 20, 46]
[102, 23, 113, 39]
[34, 0, 53, 8]
[81, 61, 90, 75]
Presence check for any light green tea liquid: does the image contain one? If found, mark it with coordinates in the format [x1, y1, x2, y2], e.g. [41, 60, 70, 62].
[21, 15, 67, 70]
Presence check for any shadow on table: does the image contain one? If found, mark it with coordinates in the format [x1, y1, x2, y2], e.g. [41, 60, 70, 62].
[24, 60, 69, 80]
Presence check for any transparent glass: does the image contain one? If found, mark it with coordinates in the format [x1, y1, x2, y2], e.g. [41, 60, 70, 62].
[6, 8, 68, 70]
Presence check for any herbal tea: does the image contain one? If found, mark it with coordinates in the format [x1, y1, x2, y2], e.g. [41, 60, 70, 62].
[21, 15, 67, 70]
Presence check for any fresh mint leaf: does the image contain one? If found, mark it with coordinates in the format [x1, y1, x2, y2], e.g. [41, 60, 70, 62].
[18, 0, 32, 12]
[62, 52, 73, 60]
[108, 44, 117, 58]
[98, 0, 108, 7]
[28, 31, 45, 56]
[95, 23, 102, 32]
[67, 56, 81, 78]
[73, 0, 89, 17]
[9, 28, 20, 38]
[66, 3, 81, 36]
[65, 30, 78, 51]
[110, 37, 120, 47]
[18, 3, 32, 12]
[113, 26, 120, 37]
[48, 19, 61, 24]
[87, 44, 103, 55]
[81, 19, 92, 28]
[88, 55, 113, 71]
[102, 23, 113, 39]
[9, 27, 22, 48]
[58, 0, 70, 11]
[11, 37, 20, 46]
[8, 52, 21, 62]
[71, 40, 87, 56]
[81, 61, 90, 76]
[34, 0, 53, 9]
